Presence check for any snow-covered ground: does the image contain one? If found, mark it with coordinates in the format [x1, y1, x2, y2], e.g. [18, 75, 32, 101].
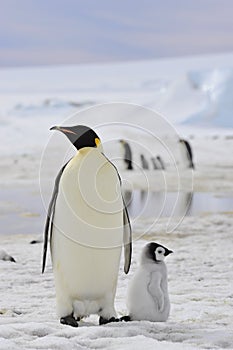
[1, 213, 233, 349]
[0, 53, 233, 349]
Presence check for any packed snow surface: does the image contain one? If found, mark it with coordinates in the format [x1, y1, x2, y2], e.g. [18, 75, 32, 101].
[1, 213, 233, 349]
[0, 53, 233, 349]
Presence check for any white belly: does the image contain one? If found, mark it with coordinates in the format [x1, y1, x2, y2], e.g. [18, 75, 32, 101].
[127, 267, 170, 322]
[51, 148, 124, 318]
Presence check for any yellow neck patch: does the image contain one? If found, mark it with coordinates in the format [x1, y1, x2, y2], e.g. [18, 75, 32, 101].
[95, 138, 101, 147]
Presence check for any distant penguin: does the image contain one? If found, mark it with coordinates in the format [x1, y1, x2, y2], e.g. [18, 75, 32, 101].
[151, 157, 158, 169]
[30, 235, 43, 244]
[42, 125, 132, 327]
[179, 139, 194, 169]
[156, 156, 165, 170]
[140, 154, 149, 170]
[151, 156, 165, 170]
[119, 140, 133, 170]
[126, 242, 172, 322]
[0, 249, 16, 262]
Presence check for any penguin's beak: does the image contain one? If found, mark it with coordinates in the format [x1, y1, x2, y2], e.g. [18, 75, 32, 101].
[50, 126, 76, 135]
[166, 250, 173, 256]
[50, 126, 59, 131]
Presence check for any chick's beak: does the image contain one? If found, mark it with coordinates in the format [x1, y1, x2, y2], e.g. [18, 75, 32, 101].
[165, 250, 173, 256]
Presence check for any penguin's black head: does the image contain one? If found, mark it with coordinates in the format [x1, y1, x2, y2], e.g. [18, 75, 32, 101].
[145, 242, 173, 263]
[50, 125, 101, 151]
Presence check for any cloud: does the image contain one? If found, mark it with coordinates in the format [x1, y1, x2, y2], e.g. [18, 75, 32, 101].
[0, 48, 107, 67]
[0, 0, 233, 66]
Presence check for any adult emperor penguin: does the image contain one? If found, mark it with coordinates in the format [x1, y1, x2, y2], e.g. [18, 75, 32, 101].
[179, 139, 195, 169]
[140, 154, 149, 170]
[119, 140, 133, 170]
[151, 156, 165, 170]
[125, 242, 172, 322]
[151, 157, 158, 170]
[156, 156, 165, 170]
[42, 125, 132, 327]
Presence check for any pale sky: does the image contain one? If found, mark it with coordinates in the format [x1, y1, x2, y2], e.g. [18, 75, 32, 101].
[1, 0, 233, 67]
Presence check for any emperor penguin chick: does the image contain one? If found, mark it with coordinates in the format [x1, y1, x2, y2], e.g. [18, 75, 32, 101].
[127, 242, 173, 322]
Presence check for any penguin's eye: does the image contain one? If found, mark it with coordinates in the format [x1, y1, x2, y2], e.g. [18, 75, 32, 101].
[157, 249, 163, 254]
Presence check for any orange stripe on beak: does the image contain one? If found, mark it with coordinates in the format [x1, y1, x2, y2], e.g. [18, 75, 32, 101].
[59, 128, 77, 135]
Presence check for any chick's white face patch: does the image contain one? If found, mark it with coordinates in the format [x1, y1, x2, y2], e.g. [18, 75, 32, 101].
[155, 247, 165, 261]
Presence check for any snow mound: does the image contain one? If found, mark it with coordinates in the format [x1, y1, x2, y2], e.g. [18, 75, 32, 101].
[0, 249, 15, 262]
[184, 69, 233, 127]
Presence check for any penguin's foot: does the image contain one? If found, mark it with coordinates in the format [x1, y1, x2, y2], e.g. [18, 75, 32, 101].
[99, 316, 119, 325]
[120, 315, 131, 322]
[60, 313, 79, 327]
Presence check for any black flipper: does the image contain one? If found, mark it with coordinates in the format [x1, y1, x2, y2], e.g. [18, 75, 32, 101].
[101, 153, 132, 274]
[183, 140, 194, 169]
[122, 195, 132, 274]
[42, 161, 70, 273]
